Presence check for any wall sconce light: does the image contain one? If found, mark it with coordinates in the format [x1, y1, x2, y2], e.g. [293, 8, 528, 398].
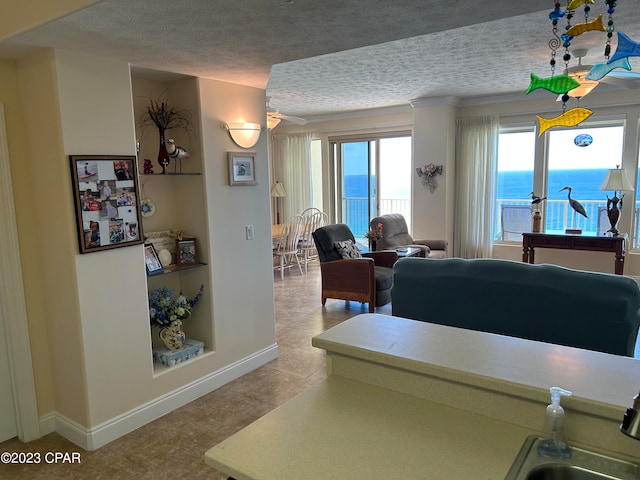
[223, 122, 262, 149]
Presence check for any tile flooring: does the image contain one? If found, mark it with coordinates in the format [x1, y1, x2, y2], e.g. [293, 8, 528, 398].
[0, 264, 388, 479]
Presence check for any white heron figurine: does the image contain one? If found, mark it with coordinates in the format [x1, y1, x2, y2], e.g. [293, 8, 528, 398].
[559, 186, 588, 231]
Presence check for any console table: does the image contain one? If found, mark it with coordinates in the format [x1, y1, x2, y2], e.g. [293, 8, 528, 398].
[522, 232, 625, 275]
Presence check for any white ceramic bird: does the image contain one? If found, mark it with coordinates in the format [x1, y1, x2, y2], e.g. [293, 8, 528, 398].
[529, 191, 547, 206]
[165, 139, 189, 159]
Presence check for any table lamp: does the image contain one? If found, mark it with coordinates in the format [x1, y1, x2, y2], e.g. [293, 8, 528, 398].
[599, 166, 634, 236]
[270, 181, 287, 224]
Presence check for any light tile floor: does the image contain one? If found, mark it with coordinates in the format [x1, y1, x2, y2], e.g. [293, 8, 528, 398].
[0, 263, 389, 479]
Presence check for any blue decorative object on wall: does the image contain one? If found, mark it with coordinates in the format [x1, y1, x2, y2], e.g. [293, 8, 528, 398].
[574, 133, 593, 147]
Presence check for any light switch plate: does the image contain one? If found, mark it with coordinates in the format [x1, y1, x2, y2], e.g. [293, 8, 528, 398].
[246, 225, 254, 240]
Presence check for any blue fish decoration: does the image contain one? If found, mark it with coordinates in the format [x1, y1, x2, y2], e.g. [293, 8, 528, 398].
[608, 32, 640, 64]
[586, 57, 631, 81]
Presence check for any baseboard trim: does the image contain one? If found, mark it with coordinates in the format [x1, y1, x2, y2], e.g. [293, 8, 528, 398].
[40, 344, 278, 450]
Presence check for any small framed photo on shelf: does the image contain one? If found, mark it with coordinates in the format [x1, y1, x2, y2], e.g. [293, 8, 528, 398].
[176, 237, 199, 267]
[70, 154, 144, 254]
[144, 243, 164, 275]
[227, 152, 256, 186]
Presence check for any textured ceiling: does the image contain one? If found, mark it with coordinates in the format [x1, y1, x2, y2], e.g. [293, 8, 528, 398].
[2, 0, 640, 119]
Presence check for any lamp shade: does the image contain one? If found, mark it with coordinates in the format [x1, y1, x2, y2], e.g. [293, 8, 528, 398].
[270, 181, 286, 197]
[225, 122, 262, 149]
[599, 168, 635, 192]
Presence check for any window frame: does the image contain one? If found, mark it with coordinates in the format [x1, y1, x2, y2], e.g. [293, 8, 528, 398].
[495, 115, 630, 243]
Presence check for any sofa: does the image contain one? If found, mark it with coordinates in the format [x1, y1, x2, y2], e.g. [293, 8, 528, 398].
[391, 257, 640, 357]
[370, 213, 447, 258]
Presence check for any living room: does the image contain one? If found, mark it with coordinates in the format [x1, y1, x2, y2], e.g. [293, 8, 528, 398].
[3, 0, 640, 472]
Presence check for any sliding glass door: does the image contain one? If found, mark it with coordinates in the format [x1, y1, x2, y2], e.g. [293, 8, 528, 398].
[332, 134, 411, 243]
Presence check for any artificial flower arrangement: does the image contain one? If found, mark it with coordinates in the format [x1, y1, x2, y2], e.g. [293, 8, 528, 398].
[148, 285, 204, 327]
[365, 223, 384, 241]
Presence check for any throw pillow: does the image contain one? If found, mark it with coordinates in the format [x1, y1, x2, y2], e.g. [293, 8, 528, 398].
[334, 240, 362, 259]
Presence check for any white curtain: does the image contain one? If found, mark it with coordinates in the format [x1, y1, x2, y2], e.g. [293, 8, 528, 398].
[454, 116, 498, 258]
[269, 133, 312, 221]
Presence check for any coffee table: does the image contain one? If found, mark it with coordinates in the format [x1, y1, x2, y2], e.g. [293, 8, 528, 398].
[395, 247, 422, 258]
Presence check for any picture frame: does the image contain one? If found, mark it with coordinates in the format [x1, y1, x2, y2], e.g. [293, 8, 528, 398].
[227, 152, 257, 186]
[70, 155, 144, 254]
[144, 243, 164, 276]
[176, 237, 199, 267]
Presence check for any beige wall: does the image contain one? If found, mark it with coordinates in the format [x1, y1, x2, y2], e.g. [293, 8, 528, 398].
[411, 99, 456, 245]
[0, 56, 55, 417]
[1, 47, 277, 445]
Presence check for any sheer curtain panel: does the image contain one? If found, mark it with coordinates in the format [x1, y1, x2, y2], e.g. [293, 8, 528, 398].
[454, 116, 498, 259]
[270, 133, 312, 220]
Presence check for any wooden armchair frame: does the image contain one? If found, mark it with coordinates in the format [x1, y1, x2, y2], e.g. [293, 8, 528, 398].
[313, 224, 397, 313]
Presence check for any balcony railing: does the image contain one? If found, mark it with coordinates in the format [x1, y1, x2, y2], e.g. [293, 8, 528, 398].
[342, 197, 410, 240]
[343, 197, 640, 247]
[496, 198, 640, 242]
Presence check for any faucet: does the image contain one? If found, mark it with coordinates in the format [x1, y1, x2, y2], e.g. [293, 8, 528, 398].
[621, 391, 640, 439]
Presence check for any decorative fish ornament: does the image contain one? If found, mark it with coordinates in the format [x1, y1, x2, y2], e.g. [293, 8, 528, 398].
[566, 0, 594, 10]
[526, 73, 580, 95]
[586, 57, 632, 81]
[565, 15, 605, 37]
[609, 31, 640, 64]
[537, 108, 593, 136]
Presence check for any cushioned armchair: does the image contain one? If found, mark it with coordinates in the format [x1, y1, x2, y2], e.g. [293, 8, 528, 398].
[370, 213, 447, 259]
[312, 224, 397, 313]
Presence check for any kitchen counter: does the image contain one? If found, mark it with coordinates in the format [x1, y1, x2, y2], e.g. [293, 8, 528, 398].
[205, 314, 640, 479]
[205, 376, 532, 479]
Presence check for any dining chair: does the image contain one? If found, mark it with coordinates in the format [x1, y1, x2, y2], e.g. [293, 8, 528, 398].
[273, 215, 305, 279]
[299, 208, 328, 272]
[499, 205, 532, 241]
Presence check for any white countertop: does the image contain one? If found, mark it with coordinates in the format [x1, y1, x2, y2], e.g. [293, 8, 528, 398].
[312, 314, 640, 416]
[205, 375, 533, 480]
[205, 314, 640, 478]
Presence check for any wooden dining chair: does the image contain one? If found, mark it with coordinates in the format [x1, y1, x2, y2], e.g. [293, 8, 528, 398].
[273, 215, 305, 279]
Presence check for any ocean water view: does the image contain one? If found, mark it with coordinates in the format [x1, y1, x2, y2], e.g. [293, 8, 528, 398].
[343, 169, 638, 238]
[346, 170, 617, 204]
[498, 168, 614, 201]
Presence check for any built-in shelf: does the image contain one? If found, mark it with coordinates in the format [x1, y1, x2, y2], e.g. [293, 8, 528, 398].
[147, 262, 207, 277]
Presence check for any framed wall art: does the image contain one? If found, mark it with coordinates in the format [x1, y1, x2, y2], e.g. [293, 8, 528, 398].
[227, 152, 256, 186]
[144, 243, 164, 275]
[176, 237, 199, 267]
[70, 154, 144, 254]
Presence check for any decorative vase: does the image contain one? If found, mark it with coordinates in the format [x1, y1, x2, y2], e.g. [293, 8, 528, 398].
[370, 240, 377, 251]
[159, 320, 185, 351]
[157, 128, 170, 174]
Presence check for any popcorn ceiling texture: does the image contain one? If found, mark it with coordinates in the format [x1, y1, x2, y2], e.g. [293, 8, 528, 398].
[5, 0, 640, 118]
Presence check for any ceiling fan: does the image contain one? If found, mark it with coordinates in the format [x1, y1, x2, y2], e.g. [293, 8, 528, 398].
[562, 48, 640, 100]
[266, 97, 307, 129]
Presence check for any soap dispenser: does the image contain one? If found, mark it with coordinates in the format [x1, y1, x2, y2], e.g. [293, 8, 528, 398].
[537, 386, 572, 458]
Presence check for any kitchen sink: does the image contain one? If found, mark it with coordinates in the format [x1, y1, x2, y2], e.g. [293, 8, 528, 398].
[505, 436, 639, 480]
